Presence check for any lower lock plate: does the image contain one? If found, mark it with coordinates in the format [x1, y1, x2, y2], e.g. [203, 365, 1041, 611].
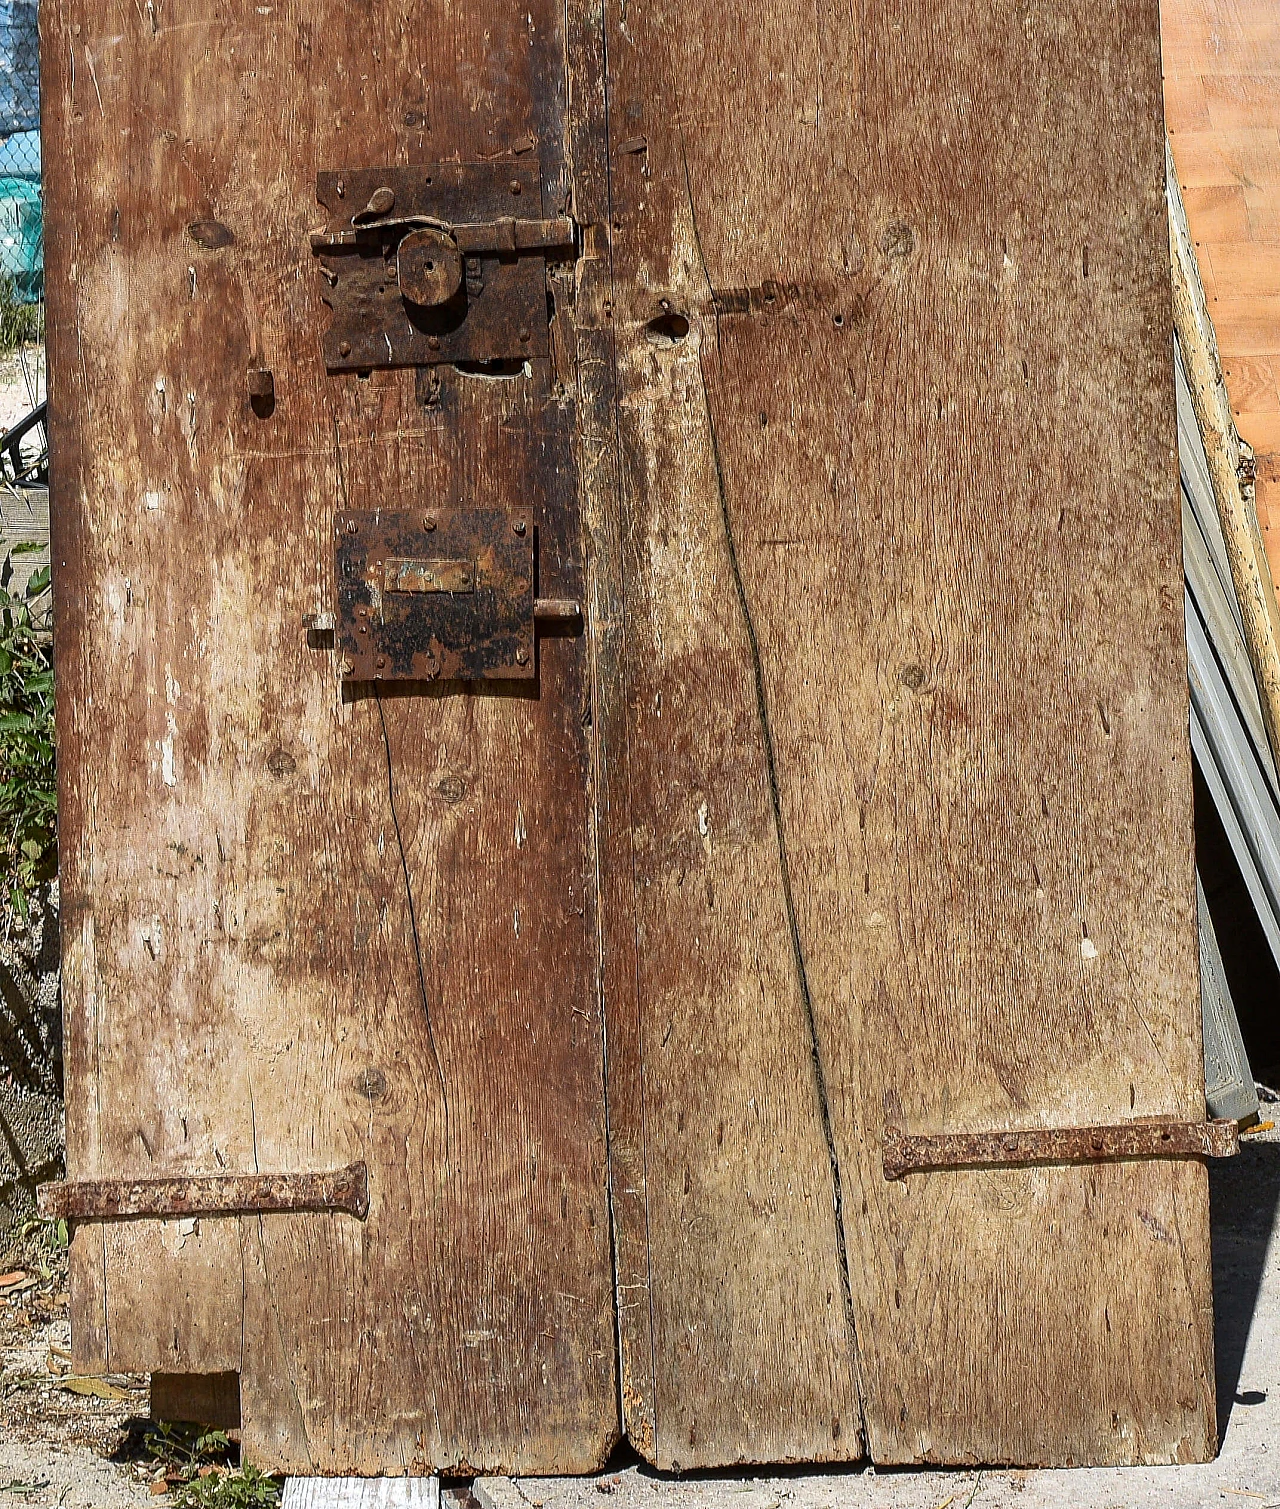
[336, 507, 535, 681]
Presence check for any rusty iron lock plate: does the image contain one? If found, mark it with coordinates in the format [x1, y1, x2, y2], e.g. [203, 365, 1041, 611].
[312, 161, 570, 371]
[336, 508, 535, 682]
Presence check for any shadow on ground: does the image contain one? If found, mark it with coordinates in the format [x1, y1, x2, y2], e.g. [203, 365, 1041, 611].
[1211, 1132, 1280, 1441]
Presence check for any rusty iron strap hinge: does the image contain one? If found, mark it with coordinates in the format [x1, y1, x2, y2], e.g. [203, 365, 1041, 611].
[37, 1162, 369, 1221]
[882, 1119, 1240, 1181]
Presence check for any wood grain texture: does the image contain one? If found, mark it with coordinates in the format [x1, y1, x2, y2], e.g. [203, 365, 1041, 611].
[598, 0, 1214, 1469]
[42, 0, 616, 1475]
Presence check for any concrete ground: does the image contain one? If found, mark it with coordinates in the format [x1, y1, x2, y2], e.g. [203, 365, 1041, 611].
[0, 1124, 1277, 1507]
[0, 343, 43, 433]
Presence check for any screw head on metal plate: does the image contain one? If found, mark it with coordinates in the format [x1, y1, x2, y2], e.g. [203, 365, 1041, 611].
[397, 227, 464, 307]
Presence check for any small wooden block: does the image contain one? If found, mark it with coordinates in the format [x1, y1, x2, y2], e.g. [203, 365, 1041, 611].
[282, 1480, 440, 1508]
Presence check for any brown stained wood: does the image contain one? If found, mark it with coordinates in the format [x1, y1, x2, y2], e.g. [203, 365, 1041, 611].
[42, 0, 615, 1475]
[564, 0, 660, 1459]
[599, 0, 1214, 1471]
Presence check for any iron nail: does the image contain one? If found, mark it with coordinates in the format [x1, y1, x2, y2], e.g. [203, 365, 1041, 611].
[424, 515, 436, 531]
[510, 179, 522, 195]
[339, 340, 352, 356]
[513, 519, 527, 535]
[519, 328, 530, 342]
[516, 647, 530, 665]
[428, 336, 441, 350]
[346, 519, 358, 534]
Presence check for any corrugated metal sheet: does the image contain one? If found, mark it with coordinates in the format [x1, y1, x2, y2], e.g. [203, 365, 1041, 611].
[1180, 346, 1266, 1122]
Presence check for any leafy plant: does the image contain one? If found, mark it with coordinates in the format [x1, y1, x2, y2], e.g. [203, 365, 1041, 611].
[144, 1421, 233, 1475]
[13, 1213, 68, 1282]
[0, 282, 41, 353]
[144, 1422, 282, 1507]
[168, 1465, 282, 1508]
[0, 540, 54, 917]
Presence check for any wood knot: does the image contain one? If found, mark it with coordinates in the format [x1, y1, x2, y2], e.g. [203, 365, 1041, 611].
[879, 220, 916, 260]
[187, 220, 235, 250]
[267, 747, 296, 777]
[354, 1067, 388, 1101]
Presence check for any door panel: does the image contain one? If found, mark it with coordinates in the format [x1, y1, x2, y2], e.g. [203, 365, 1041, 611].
[43, 0, 617, 1474]
[44, 0, 1216, 1474]
[597, 0, 1215, 1469]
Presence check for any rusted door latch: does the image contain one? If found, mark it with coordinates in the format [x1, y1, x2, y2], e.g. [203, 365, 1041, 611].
[334, 507, 581, 683]
[310, 161, 576, 371]
[882, 1118, 1240, 1181]
[37, 1161, 369, 1220]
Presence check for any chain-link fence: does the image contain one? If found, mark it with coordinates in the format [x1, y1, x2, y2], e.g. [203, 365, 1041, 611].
[0, 0, 39, 305]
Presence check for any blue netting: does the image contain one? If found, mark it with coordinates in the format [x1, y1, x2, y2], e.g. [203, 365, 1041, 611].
[0, 1, 39, 300]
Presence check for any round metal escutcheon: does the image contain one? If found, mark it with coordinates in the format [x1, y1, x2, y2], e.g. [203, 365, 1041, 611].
[398, 228, 463, 307]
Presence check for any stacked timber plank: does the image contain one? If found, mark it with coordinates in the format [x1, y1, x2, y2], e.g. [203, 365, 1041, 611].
[1160, 0, 1280, 554]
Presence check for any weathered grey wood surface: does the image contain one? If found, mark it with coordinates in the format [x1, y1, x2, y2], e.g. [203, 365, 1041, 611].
[42, 0, 616, 1475]
[282, 1480, 440, 1509]
[594, 0, 1215, 1471]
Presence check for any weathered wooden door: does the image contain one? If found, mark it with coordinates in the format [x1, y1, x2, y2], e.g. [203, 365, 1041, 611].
[594, 0, 1217, 1472]
[43, 0, 1217, 1477]
[41, 0, 617, 1477]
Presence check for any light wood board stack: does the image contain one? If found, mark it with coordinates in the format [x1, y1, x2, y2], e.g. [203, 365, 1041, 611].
[1161, 0, 1280, 579]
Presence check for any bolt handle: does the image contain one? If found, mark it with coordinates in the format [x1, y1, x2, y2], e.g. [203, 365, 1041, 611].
[398, 227, 464, 308]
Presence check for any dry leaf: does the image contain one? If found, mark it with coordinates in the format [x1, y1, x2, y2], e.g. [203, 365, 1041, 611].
[0, 1269, 26, 1288]
[60, 1375, 129, 1400]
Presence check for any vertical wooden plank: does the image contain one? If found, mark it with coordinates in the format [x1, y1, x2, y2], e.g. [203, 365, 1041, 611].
[563, 0, 659, 1462]
[43, 0, 617, 1474]
[600, 0, 1214, 1468]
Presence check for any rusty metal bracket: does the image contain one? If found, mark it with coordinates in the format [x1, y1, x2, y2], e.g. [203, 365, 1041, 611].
[882, 1118, 1240, 1181]
[311, 161, 575, 371]
[37, 1162, 369, 1221]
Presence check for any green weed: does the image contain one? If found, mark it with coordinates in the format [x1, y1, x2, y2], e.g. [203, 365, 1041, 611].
[0, 282, 41, 354]
[144, 1422, 282, 1508]
[0, 540, 53, 917]
[168, 1465, 283, 1508]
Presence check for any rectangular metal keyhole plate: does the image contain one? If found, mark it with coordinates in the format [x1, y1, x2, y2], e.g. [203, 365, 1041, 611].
[383, 557, 475, 594]
[337, 508, 535, 682]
